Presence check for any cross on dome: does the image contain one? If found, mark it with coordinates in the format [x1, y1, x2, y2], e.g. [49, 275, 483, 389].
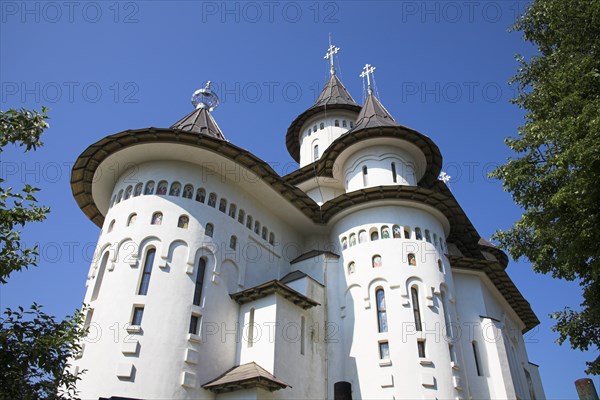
[360, 64, 376, 95]
[324, 37, 340, 76]
[191, 80, 220, 112]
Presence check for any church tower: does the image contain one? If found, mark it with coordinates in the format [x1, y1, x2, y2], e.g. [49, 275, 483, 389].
[71, 42, 545, 400]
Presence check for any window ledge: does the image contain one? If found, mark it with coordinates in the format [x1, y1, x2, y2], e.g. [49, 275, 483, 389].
[379, 359, 392, 367]
[419, 358, 433, 365]
[126, 325, 142, 334]
[187, 333, 202, 343]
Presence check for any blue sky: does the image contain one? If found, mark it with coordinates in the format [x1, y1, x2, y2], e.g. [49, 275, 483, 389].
[1, 1, 598, 397]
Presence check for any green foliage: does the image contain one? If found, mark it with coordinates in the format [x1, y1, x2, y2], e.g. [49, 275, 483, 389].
[490, 0, 600, 374]
[0, 304, 87, 400]
[0, 108, 87, 398]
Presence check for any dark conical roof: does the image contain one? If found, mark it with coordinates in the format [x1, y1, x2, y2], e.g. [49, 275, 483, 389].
[350, 93, 398, 131]
[170, 107, 226, 140]
[286, 73, 361, 162]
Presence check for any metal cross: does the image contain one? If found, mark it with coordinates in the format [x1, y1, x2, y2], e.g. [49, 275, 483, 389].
[360, 64, 376, 94]
[324, 44, 340, 75]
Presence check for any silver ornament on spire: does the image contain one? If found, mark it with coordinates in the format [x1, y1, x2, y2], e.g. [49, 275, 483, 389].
[360, 64, 376, 95]
[191, 81, 219, 112]
[324, 35, 340, 76]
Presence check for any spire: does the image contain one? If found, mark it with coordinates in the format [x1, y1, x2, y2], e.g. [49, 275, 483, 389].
[314, 39, 357, 108]
[351, 64, 398, 131]
[170, 81, 226, 140]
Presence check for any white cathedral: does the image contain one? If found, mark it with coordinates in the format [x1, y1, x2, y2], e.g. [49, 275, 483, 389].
[70, 44, 546, 400]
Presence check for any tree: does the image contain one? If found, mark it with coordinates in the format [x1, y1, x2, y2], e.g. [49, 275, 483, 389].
[491, 0, 600, 374]
[0, 108, 87, 398]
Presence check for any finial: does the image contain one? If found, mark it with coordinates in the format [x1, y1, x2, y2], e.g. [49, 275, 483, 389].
[191, 81, 220, 112]
[324, 35, 340, 76]
[360, 64, 376, 95]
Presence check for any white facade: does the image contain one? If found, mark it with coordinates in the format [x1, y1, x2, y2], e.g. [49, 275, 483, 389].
[71, 68, 545, 400]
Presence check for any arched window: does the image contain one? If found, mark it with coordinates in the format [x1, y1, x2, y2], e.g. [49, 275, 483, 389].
[127, 213, 137, 227]
[91, 252, 109, 301]
[156, 180, 168, 195]
[219, 198, 227, 213]
[144, 181, 155, 195]
[320, 122, 324, 130]
[254, 220, 261, 235]
[350, 121, 354, 128]
[433, 233, 438, 247]
[342, 120, 347, 128]
[404, 227, 411, 239]
[314, 144, 319, 161]
[182, 184, 194, 199]
[124, 185, 132, 200]
[246, 215, 253, 229]
[151, 212, 162, 225]
[196, 188, 206, 203]
[358, 230, 367, 244]
[205, 223, 214, 238]
[269, 232, 275, 245]
[341, 237, 348, 250]
[425, 229, 432, 243]
[193, 257, 206, 306]
[362, 166, 368, 187]
[524, 369, 537, 400]
[138, 248, 156, 295]
[307, 128, 311, 136]
[229, 204, 237, 218]
[261, 227, 268, 240]
[411, 287, 422, 331]
[381, 226, 390, 239]
[392, 225, 401, 239]
[376, 289, 388, 332]
[169, 182, 181, 196]
[334, 119, 339, 127]
[208, 192, 217, 207]
[134, 183, 143, 197]
[472, 341, 483, 376]
[441, 290, 452, 339]
[108, 219, 115, 232]
[408, 253, 417, 266]
[438, 259, 444, 273]
[230, 235, 237, 250]
[372, 255, 382, 268]
[248, 308, 255, 347]
[116, 189, 123, 203]
[415, 227, 423, 240]
[177, 215, 189, 229]
[371, 230, 379, 241]
[349, 233, 356, 247]
[238, 209, 246, 224]
[313, 124, 317, 132]
[348, 262, 355, 275]
[391, 162, 397, 183]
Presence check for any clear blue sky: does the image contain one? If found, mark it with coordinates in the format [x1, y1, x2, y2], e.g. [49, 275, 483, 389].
[1, 1, 598, 397]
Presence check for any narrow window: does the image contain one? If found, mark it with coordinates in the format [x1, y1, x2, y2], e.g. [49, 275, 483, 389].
[449, 344, 457, 363]
[229, 204, 237, 218]
[358, 230, 367, 243]
[425, 230, 432, 243]
[314, 144, 319, 161]
[404, 227, 411, 239]
[208, 192, 217, 207]
[192, 258, 206, 306]
[381, 226, 390, 239]
[156, 181, 168, 195]
[342, 120, 347, 128]
[169, 182, 181, 196]
[347, 262, 355, 275]
[269, 232, 275, 245]
[124, 185, 132, 200]
[438, 259, 444, 273]
[379, 341, 390, 359]
[415, 227, 423, 240]
[205, 223, 214, 238]
[177, 215, 189, 229]
[441, 290, 452, 339]
[349, 233, 356, 247]
[131, 306, 144, 326]
[230, 235, 237, 250]
[524, 369, 537, 400]
[371, 231, 379, 241]
[182, 184, 194, 199]
[391, 162, 397, 183]
[138, 248, 156, 295]
[334, 119, 339, 127]
[189, 314, 200, 335]
[219, 198, 227, 213]
[108, 219, 115, 232]
[372, 255, 382, 268]
[408, 253, 417, 266]
[248, 308, 255, 347]
[472, 341, 483, 376]
[134, 183, 143, 197]
[300, 316, 306, 355]
[307, 128, 311, 135]
[144, 181, 155, 195]
[418, 340, 426, 358]
[110, 195, 116, 208]
[91, 252, 109, 301]
[313, 124, 317, 132]
[320, 122, 324, 130]
[127, 213, 137, 227]
[341, 237, 348, 250]
[433, 233, 438, 247]
[238, 209, 245, 224]
[254, 220, 261, 235]
[117, 190, 123, 203]
[246, 215, 253, 229]
[392, 225, 401, 238]
[411, 287, 422, 331]
[362, 166, 368, 186]
[196, 188, 206, 203]
[261, 227, 268, 240]
[376, 288, 388, 332]
[151, 212, 162, 225]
